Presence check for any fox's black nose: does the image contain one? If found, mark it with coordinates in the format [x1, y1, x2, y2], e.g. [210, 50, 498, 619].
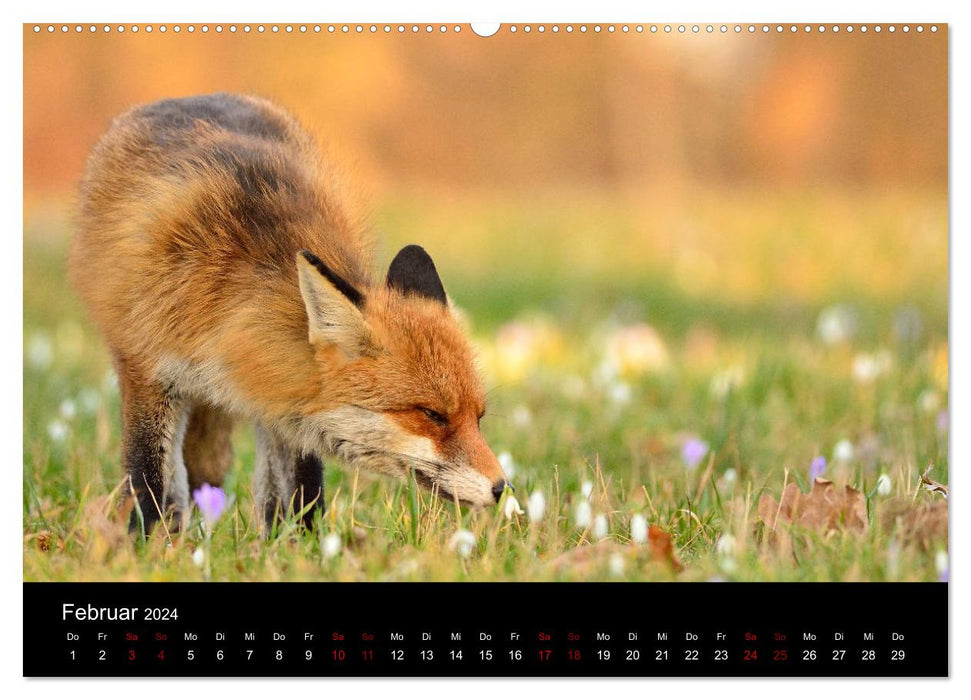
[492, 481, 509, 503]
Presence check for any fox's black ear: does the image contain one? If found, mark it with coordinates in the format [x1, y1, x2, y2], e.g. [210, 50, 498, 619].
[387, 245, 447, 306]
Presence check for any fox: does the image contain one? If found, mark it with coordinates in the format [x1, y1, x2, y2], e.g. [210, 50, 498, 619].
[70, 93, 509, 535]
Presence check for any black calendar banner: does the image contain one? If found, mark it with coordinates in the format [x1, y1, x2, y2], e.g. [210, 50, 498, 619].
[24, 582, 947, 677]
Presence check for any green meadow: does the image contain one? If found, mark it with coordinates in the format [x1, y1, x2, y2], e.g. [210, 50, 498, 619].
[23, 187, 949, 582]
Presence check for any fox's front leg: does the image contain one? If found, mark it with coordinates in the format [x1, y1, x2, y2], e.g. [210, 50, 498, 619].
[116, 359, 190, 535]
[254, 423, 324, 534]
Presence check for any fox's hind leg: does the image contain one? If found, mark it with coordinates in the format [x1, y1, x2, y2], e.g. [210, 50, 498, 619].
[115, 356, 190, 535]
[183, 404, 235, 491]
[254, 423, 324, 534]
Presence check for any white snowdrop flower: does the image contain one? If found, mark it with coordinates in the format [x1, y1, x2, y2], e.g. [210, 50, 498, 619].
[935, 550, 948, 578]
[833, 439, 854, 463]
[852, 354, 878, 383]
[527, 491, 546, 523]
[918, 389, 940, 414]
[511, 405, 532, 428]
[853, 351, 892, 384]
[710, 366, 744, 399]
[595, 358, 620, 384]
[630, 514, 648, 544]
[608, 380, 632, 405]
[715, 534, 737, 558]
[47, 419, 69, 444]
[723, 468, 737, 485]
[192, 548, 206, 568]
[26, 333, 54, 370]
[574, 500, 592, 529]
[581, 480, 595, 500]
[719, 556, 738, 575]
[608, 552, 626, 577]
[59, 398, 76, 421]
[592, 514, 609, 540]
[503, 494, 524, 519]
[449, 529, 477, 558]
[321, 532, 342, 560]
[876, 474, 892, 497]
[816, 305, 857, 345]
[78, 388, 101, 414]
[497, 451, 517, 480]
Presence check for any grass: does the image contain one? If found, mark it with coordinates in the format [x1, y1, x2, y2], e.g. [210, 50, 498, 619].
[23, 186, 949, 582]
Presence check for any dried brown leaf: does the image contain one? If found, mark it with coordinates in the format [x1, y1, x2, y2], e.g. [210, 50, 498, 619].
[647, 524, 683, 571]
[549, 525, 683, 577]
[757, 477, 868, 536]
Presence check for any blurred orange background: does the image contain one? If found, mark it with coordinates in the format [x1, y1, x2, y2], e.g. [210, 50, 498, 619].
[24, 26, 946, 201]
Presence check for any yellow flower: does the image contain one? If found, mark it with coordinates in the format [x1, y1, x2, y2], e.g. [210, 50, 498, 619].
[604, 324, 669, 377]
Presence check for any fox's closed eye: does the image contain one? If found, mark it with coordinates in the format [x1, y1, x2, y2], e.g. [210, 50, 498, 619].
[419, 407, 448, 426]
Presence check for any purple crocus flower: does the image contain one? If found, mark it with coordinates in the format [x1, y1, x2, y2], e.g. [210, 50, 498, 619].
[810, 456, 827, 482]
[936, 410, 949, 436]
[681, 438, 709, 470]
[193, 483, 227, 526]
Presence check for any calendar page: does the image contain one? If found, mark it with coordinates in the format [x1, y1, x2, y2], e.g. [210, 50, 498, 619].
[22, 20, 948, 677]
